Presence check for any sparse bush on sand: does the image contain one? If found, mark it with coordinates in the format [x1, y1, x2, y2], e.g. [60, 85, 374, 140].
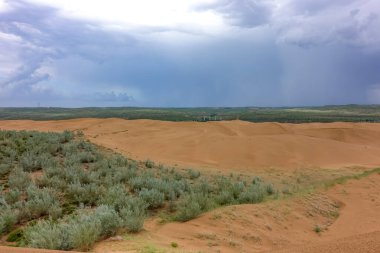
[0, 129, 276, 251]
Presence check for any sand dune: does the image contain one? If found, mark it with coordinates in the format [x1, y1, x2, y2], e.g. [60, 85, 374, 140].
[2, 118, 380, 171]
[93, 173, 380, 253]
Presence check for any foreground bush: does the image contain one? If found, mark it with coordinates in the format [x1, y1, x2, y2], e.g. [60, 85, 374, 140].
[119, 197, 147, 232]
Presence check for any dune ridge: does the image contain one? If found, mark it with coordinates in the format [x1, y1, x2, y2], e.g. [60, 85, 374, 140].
[1, 119, 380, 171]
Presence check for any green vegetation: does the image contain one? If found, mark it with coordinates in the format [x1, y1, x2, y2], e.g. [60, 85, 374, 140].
[0, 130, 275, 251]
[1, 104, 380, 123]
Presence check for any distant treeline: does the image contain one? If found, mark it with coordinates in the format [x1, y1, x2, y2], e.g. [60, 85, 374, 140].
[1, 105, 380, 123]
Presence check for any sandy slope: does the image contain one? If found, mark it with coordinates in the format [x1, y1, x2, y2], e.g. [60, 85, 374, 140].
[1, 119, 380, 171]
[93, 173, 380, 253]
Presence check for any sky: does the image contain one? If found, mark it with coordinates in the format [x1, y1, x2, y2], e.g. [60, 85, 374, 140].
[0, 0, 380, 107]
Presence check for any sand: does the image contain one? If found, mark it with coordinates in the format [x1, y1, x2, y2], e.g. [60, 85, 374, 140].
[93, 173, 380, 253]
[1, 118, 380, 171]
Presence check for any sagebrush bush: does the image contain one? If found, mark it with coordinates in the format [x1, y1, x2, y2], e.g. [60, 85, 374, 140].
[0, 164, 11, 177]
[174, 196, 202, 222]
[5, 188, 21, 205]
[119, 197, 147, 232]
[69, 214, 101, 251]
[187, 168, 201, 179]
[0, 208, 18, 234]
[8, 168, 30, 191]
[138, 188, 165, 209]
[24, 219, 71, 250]
[93, 205, 122, 237]
[99, 184, 129, 211]
[66, 182, 102, 205]
[238, 184, 265, 204]
[25, 185, 62, 219]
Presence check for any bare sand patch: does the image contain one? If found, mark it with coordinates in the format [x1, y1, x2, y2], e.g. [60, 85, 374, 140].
[1, 119, 380, 172]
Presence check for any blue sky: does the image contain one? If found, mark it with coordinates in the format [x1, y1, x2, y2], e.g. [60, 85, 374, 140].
[0, 0, 380, 107]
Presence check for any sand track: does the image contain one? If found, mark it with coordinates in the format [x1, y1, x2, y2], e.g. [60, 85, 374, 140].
[1, 119, 380, 171]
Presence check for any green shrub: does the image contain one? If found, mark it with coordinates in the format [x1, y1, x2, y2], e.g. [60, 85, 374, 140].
[215, 190, 235, 205]
[5, 188, 21, 205]
[0, 208, 18, 234]
[138, 188, 165, 209]
[266, 184, 275, 195]
[60, 130, 74, 143]
[174, 194, 206, 222]
[24, 219, 71, 250]
[66, 182, 102, 205]
[187, 169, 201, 179]
[0, 164, 11, 177]
[98, 184, 129, 211]
[69, 214, 101, 251]
[238, 185, 265, 204]
[25, 185, 62, 219]
[8, 168, 30, 191]
[6, 228, 24, 242]
[119, 197, 147, 232]
[144, 159, 154, 168]
[93, 205, 122, 237]
[20, 152, 42, 172]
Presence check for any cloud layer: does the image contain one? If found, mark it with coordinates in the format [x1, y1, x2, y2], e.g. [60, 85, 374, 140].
[0, 0, 380, 107]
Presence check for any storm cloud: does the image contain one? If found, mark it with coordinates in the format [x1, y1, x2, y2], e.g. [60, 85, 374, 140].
[0, 0, 380, 107]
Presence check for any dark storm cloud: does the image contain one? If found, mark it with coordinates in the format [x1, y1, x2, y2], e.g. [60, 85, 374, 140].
[1, 0, 380, 107]
[0, 0, 136, 106]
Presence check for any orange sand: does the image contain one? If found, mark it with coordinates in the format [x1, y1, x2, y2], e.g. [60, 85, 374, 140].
[1, 119, 380, 171]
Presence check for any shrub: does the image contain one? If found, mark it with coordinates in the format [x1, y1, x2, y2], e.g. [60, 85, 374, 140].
[175, 200, 201, 222]
[8, 168, 30, 191]
[25, 185, 62, 219]
[60, 130, 74, 143]
[0, 208, 18, 234]
[266, 184, 275, 195]
[98, 184, 129, 212]
[79, 152, 96, 163]
[0, 164, 11, 177]
[66, 182, 102, 206]
[215, 190, 235, 205]
[119, 197, 147, 232]
[144, 159, 154, 168]
[20, 152, 42, 172]
[69, 214, 101, 251]
[187, 169, 201, 179]
[238, 185, 265, 204]
[5, 188, 21, 205]
[138, 188, 165, 209]
[6, 228, 24, 242]
[93, 205, 122, 237]
[174, 194, 205, 222]
[24, 219, 71, 250]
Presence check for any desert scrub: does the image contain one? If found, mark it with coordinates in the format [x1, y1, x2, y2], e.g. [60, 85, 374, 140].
[138, 188, 165, 209]
[119, 197, 147, 232]
[0, 129, 276, 251]
[25, 185, 62, 219]
[0, 208, 18, 234]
